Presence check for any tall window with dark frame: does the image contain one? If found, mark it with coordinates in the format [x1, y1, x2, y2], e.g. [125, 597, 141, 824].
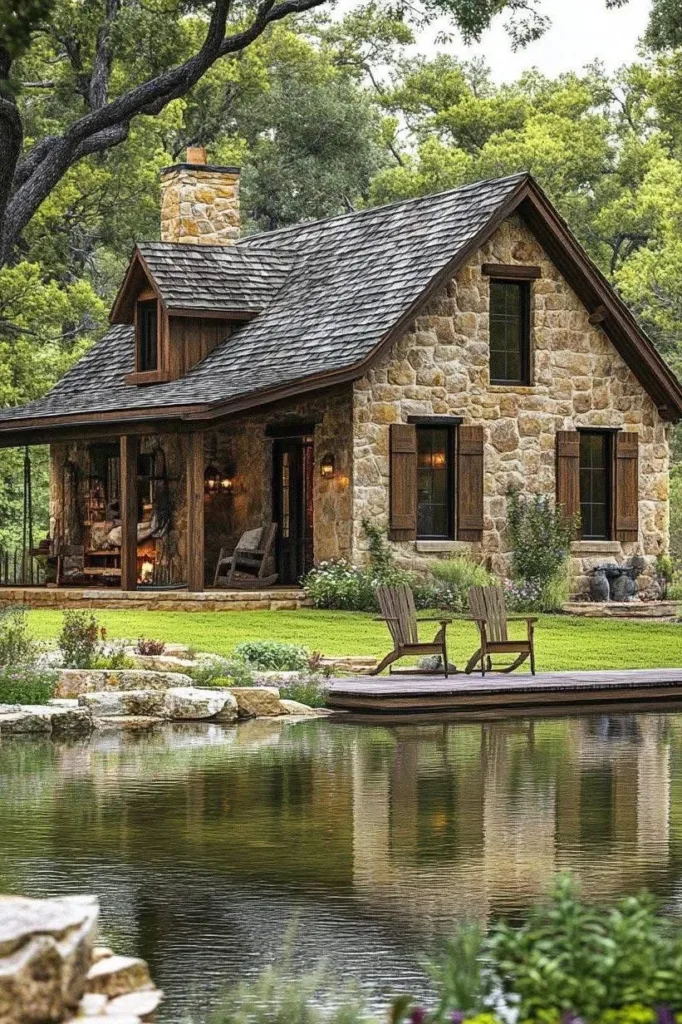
[579, 431, 612, 540]
[137, 300, 158, 372]
[489, 280, 531, 385]
[417, 426, 453, 539]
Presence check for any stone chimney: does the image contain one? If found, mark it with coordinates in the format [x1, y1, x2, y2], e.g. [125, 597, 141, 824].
[160, 146, 240, 245]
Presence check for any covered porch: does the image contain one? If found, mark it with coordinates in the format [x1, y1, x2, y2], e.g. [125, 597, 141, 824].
[0, 387, 352, 595]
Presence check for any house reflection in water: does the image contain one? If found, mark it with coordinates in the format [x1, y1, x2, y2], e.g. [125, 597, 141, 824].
[351, 715, 672, 929]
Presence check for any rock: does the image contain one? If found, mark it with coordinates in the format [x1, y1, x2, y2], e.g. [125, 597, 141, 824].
[0, 704, 21, 714]
[80, 992, 109, 1014]
[106, 988, 163, 1019]
[128, 655, 198, 672]
[78, 691, 166, 718]
[92, 947, 114, 963]
[86, 955, 152, 999]
[77, 1015, 142, 1024]
[0, 710, 52, 735]
[279, 699, 319, 716]
[92, 716, 164, 731]
[163, 687, 234, 720]
[56, 670, 193, 699]
[24, 705, 93, 738]
[226, 687, 284, 718]
[0, 894, 98, 1023]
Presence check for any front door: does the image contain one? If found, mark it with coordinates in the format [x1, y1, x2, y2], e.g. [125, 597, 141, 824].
[272, 436, 313, 584]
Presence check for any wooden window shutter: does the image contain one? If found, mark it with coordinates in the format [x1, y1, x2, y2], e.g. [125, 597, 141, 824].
[457, 425, 484, 541]
[615, 432, 639, 542]
[389, 423, 417, 540]
[556, 431, 580, 531]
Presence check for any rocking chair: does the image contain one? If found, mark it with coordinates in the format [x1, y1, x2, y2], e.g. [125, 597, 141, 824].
[213, 524, 278, 589]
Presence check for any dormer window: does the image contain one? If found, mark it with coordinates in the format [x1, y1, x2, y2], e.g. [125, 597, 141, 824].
[137, 299, 158, 372]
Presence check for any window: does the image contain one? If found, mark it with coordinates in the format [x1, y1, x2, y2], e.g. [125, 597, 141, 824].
[579, 431, 612, 540]
[489, 280, 531, 385]
[417, 426, 453, 538]
[137, 300, 158, 372]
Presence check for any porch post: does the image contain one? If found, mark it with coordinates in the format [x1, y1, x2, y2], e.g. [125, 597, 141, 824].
[186, 431, 205, 591]
[120, 435, 138, 591]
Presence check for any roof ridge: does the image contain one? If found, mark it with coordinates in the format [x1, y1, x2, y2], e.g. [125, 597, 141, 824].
[237, 172, 530, 248]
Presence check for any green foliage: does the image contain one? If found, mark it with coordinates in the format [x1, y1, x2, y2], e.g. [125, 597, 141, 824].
[279, 677, 328, 707]
[425, 924, 486, 1019]
[429, 556, 497, 611]
[671, 465, 682, 561]
[0, 664, 57, 705]
[234, 640, 309, 671]
[486, 874, 682, 1020]
[57, 611, 104, 669]
[189, 657, 256, 688]
[0, 607, 39, 666]
[506, 491, 576, 609]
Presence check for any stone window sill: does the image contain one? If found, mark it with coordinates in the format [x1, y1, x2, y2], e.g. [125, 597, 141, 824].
[415, 540, 471, 554]
[488, 384, 535, 394]
[571, 540, 622, 556]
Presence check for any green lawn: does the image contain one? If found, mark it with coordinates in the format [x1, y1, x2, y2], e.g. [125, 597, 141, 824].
[23, 608, 682, 670]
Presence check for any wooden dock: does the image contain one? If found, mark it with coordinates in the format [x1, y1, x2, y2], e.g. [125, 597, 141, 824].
[326, 669, 682, 714]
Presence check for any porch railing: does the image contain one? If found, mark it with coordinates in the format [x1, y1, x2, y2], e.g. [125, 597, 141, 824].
[0, 548, 47, 586]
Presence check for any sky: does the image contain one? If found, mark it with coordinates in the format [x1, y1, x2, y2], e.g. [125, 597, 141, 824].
[423, 0, 652, 81]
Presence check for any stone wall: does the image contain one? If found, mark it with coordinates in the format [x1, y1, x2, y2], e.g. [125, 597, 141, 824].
[352, 214, 670, 596]
[205, 385, 353, 575]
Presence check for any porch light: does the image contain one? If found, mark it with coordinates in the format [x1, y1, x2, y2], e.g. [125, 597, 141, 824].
[320, 453, 335, 479]
[204, 463, 220, 494]
[220, 474, 233, 493]
[432, 450, 447, 469]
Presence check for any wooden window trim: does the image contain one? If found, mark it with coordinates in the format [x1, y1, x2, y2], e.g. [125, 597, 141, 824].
[578, 429, 613, 541]
[482, 263, 541, 280]
[489, 279, 532, 386]
[124, 369, 171, 386]
[129, 297, 169, 385]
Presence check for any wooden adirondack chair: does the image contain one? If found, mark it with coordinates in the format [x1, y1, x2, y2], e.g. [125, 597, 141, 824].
[465, 585, 537, 676]
[370, 583, 453, 677]
[213, 524, 278, 589]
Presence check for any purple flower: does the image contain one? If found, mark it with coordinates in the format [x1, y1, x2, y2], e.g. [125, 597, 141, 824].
[656, 1007, 675, 1024]
[409, 1007, 427, 1024]
[450, 1012, 466, 1024]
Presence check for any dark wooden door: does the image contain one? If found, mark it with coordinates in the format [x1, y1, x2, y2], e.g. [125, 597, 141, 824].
[272, 437, 313, 584]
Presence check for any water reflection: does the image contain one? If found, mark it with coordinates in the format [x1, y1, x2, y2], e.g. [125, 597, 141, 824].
[0, 712, 677, 1023]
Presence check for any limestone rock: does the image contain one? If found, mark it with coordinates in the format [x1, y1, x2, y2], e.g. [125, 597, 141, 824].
[86, 955, 152, 999]
[106, 987, 163, 1019]
[226, 687, 284, 718]
[0, 704, 21, 714]
[78, 691, 166, 718]
[56, 670, 193, 699]
[0, 710, 52, 735]
[163, 687, 233, 720]
[0, 894, 98, 1023]
[279, 699, 319, 716]
[23, 705, 93, 738]
[77, 1015, 141, 1024]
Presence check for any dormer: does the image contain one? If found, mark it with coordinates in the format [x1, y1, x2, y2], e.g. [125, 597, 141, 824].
[109, 148, 288, 386]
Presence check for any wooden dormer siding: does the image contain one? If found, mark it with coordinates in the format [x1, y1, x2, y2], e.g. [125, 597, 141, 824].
[167, 315, 233, 378]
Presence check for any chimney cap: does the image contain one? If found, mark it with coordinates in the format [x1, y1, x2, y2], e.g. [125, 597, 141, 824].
[186, 145, 206, 165]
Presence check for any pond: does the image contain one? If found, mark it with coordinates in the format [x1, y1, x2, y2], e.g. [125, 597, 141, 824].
[1, 711, 680, 1023]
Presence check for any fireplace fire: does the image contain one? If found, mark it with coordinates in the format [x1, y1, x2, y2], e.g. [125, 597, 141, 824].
[137, 539, 157, 584]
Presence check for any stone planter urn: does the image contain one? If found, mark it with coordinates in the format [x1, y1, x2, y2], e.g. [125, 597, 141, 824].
[590, 569, 610, 602]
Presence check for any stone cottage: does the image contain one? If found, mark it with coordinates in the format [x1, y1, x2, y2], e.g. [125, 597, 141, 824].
[0, 149, 679, 597]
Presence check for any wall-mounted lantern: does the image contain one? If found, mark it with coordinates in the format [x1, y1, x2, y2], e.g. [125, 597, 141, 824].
[204, 463, 220, 494]
[320, 453, 335, 479]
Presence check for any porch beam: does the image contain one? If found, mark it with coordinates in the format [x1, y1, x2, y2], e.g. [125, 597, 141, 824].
[120, 435, 139, 591]
[186, 431, 205, 592]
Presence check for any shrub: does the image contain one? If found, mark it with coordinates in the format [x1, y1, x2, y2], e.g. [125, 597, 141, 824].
[0, 665, 57, 705]
[302, 560, 378, 611]
[506, 491, 576, 611]
[234, 640, 309, 671]
[93, 644, 135, 670]
[279, 678, 328, 708]
[190, 657, 255, 688]
[58, 611, 105, 669]
[428, 556, 497, 612]
[0, 607, 39, 666]
[135, 637, 166, 656]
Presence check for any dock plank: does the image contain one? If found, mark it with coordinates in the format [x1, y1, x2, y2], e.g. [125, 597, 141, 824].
[326, 669, 682, 713]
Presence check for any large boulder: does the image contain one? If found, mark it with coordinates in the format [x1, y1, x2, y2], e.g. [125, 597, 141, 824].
[226, 687, 285, 718]
[0, 709, 52, 735]
[279, 699, 321, 716]
[85, 954, 152, 999]
[23, 705, 93, 738]
[163, 687, 237, 721]
[56, 670, 193, 699]
[77, 691, 166, 718]
[0, 894, 99, 1024]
